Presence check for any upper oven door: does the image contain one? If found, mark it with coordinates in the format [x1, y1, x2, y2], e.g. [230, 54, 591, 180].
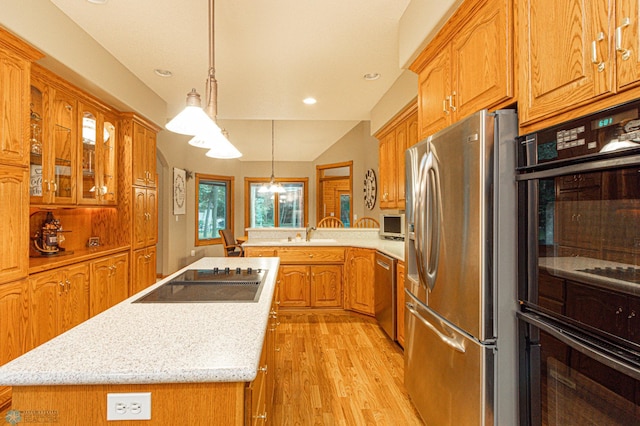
[517, 155, 640, 349]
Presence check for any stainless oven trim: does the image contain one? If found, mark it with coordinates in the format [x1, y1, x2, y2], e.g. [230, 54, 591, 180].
[516, 153, 640, 180]
[517, 311, 640, 381]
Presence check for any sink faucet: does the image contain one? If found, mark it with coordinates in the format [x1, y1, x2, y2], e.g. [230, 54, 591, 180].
[305, 226, 316, 241]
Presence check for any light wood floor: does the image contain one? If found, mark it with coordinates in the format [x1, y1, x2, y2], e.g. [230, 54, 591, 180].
[272, 309, 424, 425]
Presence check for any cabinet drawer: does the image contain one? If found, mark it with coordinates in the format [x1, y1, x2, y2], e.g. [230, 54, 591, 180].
[277, 247, 345, 263]
[245, 247, 277, 257]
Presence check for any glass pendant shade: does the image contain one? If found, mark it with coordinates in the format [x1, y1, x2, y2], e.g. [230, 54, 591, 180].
[203, 129, 242, 158]
[165, 89, 221, 136]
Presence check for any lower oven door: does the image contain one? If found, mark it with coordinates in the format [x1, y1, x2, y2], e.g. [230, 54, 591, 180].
[518, 311, 640, 426]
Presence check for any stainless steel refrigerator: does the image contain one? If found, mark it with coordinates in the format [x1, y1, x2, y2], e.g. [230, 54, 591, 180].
[404, 109, 518, 425]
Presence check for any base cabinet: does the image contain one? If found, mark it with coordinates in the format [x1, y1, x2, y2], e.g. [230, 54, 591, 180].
[29, 263, 89, 348]
[131, 246, 156, 295]
[345, 248, 376, 316]
[0, 279, 30, 410]
[279, 264, 342, 308]
[90, 252, 129, 317]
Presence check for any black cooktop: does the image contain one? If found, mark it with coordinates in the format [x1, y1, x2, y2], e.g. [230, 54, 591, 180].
[578, 267, 640, 284]
[134, 268, 267, 303]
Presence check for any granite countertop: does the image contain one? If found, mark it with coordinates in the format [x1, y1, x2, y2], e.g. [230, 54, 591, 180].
[539, 257, 640, 297]
[0, 257, 280, 386]
[243, 228, 405, 261]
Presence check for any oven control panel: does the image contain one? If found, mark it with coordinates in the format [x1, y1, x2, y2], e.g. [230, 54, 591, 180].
[518, 100, 640, 167]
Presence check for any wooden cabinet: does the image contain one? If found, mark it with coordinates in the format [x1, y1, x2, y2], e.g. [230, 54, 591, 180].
[90, 252, 129, 317]
[519, 0, 640, 126]
[345, 247, 376, 316]
[29, 263, 89, 348]
[0, 30, 41, 167]
[248, 247, 344, 308]
[396, 261, 405, 347]
[132, 122, 156, 188]
[411, 0, 513, 138]
[28, 73, 77, 205]
[376, 104, 418, 210]
[133, 186, 157, 250]
[0, 166, 29, 285]
[278, 263, 342, 308]
[0, 279, 31, 410]
[78, 102, 117, 205]
[131, 246, 156, 295]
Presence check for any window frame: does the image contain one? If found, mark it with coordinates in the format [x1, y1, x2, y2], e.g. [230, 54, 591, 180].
[194, 173, 234, 246]
[244, 177, 309, 228]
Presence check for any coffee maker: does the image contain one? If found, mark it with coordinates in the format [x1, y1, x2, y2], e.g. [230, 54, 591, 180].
[32, 212, 68, 255]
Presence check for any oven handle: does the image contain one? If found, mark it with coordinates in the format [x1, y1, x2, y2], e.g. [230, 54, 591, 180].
[516, 152, 640, 180]
[517, 311, 640, 381]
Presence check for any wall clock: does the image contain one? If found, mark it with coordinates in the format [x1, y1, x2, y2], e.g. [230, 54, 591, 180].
[173, 168, 186, 215]
[364, 169, 377, 210]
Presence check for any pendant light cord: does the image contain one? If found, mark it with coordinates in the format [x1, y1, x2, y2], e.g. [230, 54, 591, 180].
[205, 0, 218, 120]
[271, 120, 275, 179]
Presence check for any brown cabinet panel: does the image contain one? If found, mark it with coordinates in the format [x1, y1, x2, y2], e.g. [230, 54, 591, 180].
[29, 263, 89, 348]
[0, 166, 29, 285]
[310, 265, 342, 307]
[345, 248, 375, 316]
[0, 47, 31, 167]
[132, 246, 156, 296]
[132, 122, 156, 188]
[417, 49, 451, 138]
[90, 253, 129, 317]
[279, 265, 310, 307]
[276, 247, 344, 264]
[0, 279, 31, 365]
[133, 187, 157, 249]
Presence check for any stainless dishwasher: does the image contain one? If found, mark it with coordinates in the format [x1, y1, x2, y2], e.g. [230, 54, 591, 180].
[374, 251, 396, 340]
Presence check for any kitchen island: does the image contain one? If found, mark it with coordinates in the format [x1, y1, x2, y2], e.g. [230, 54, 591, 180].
[0, 257, 280, 425]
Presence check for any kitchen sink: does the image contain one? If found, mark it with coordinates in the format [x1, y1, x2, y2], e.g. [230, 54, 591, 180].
[134, 268, 267, 303]
[278, 238, 337, 244]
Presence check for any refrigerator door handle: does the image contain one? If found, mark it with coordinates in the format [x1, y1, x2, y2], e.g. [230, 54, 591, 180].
[406, 302, 466, 353]
[415, 152, 429, 289]
[425, 152, 441, 290]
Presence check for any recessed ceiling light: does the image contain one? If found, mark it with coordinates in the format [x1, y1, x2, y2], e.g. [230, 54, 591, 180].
[303, 97, 317, 105]
[154, 69, 173, 78]
[87, 0, 108, 4]
[363, 73, 381, 81]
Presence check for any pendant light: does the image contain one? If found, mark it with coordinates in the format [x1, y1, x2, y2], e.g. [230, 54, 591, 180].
[165, 0, 241, 159]
[259, 121, 285, 193]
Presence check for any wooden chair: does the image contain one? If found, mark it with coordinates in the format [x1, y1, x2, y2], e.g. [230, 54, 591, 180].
[219, 229, 244, 257]
[353, 217, 379, 228]
[317, 217, 345, 228]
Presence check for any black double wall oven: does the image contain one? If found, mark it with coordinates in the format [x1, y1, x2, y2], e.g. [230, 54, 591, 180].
[516, 100, 640, 426]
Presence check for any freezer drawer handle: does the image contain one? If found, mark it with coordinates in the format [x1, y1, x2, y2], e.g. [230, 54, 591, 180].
[406, 302, 466, 353]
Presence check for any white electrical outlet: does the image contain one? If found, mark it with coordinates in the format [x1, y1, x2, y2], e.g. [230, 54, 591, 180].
[107, 393, 151, 421]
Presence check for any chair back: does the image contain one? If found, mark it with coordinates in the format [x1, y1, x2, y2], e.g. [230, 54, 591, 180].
[219, 229, 244, 257]
[353, 217, 379, 228]
[317, 217, 345, 228]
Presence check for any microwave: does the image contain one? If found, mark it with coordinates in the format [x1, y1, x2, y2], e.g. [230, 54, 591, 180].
[379, 214, 405, 240]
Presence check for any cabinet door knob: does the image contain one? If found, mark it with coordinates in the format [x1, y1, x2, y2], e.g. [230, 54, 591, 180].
[629, 310, 636, 319]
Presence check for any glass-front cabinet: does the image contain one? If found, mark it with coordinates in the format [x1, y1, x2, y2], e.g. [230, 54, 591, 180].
[78, 103, 117, 205]
[29, 77, 76, 205]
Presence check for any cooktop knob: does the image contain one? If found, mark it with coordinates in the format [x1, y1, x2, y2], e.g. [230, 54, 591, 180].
[213, 267, 219, 274]
[247, 267, 253, 274]
[224, 267, 230, 274]
[236, 267, 242, 274]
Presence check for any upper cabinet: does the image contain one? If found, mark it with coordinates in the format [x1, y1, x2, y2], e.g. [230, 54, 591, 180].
[411, 0, 514, 139]
[29, 65, 120, 206]
[78, 102, 117, 205]
[29, 73, 77, 205]
[519, 0, 640, 128]
[376, 103, 418, 210]
[132, 121, 156, 188]
[0, 28, 42, 167]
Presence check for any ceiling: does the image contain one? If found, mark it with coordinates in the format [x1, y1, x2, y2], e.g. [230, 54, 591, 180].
[50, 0, 413, 161]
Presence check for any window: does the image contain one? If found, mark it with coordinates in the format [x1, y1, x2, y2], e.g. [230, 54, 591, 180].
[245, 178, 308, 228]
[195, 174, 234, 246]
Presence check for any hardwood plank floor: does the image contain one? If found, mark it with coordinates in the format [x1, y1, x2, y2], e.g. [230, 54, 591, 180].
[272, 309, 424, 425]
